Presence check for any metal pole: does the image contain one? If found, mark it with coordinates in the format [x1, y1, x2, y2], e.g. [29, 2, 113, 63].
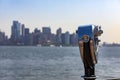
[81, 41, 96, 80]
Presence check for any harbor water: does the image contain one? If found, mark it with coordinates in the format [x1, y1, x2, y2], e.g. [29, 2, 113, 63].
[0, 46, 120, 80]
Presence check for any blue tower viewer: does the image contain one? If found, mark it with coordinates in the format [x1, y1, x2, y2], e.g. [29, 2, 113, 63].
[76, 24, 103, 80]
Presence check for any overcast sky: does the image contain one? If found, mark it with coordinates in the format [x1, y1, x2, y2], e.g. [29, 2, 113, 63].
[0, 0, 120, 43]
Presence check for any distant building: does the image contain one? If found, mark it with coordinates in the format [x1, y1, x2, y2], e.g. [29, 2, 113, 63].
[23, 28, 30, 45]
[102, 42, 120, 47]
[56, 28, 62, 45]
[33, 28, 41, 45]
[61, 31, 70, 45]
[61, 33, 65, 45]
[21, 24, 25, 37]
[49, 33, 56, 45]
[25, 28, 29, 36]
[11, 21, 20, 39]
[70, 33, 78, 46]
[42, 27, 52, 45]
[34, 28, 41, 34]
[64, 31, 70, 45]
[42, 27, 51, 34]
[10, 21, 23, 44]
[0, 31, 7, 45]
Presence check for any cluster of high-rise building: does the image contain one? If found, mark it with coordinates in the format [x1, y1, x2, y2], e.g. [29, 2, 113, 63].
[0, 20, 78, 46]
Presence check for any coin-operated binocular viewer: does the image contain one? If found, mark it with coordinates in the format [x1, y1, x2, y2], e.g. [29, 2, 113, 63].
[76, 25, 103, 80]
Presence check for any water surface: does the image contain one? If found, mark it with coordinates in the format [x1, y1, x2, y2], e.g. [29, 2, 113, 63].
[0, 46, 120, 80]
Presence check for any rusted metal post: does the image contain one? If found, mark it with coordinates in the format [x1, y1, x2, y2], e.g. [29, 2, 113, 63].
[82, 42, 96, 80]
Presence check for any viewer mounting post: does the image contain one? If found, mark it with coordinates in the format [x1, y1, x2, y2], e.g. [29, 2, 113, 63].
[76, 25, 103, 80]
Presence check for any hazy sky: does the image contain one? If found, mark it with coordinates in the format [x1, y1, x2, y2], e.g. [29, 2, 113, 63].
[0, 0, 120, 43]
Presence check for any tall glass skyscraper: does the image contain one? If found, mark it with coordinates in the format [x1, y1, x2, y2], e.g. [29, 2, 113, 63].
[11, 21, 22, 40]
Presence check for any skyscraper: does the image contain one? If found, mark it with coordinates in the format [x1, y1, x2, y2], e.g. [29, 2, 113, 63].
[42, 27, 51, 44]
[23, 28, 30, 45]
[56, 28, 62, 45]
[11, 21, 22, 40]
[64, 31, 70, 45]
[61, 31, 70, 45]
[33, 28, 41, 45]
[21, 24, 25, 37]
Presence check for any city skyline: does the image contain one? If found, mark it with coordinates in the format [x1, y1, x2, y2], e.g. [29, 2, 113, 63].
[0, 20, 77, 37]
[1, 0, 120, 43]
[0, 20, 120, 44]
[0, 20, 78, 46]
